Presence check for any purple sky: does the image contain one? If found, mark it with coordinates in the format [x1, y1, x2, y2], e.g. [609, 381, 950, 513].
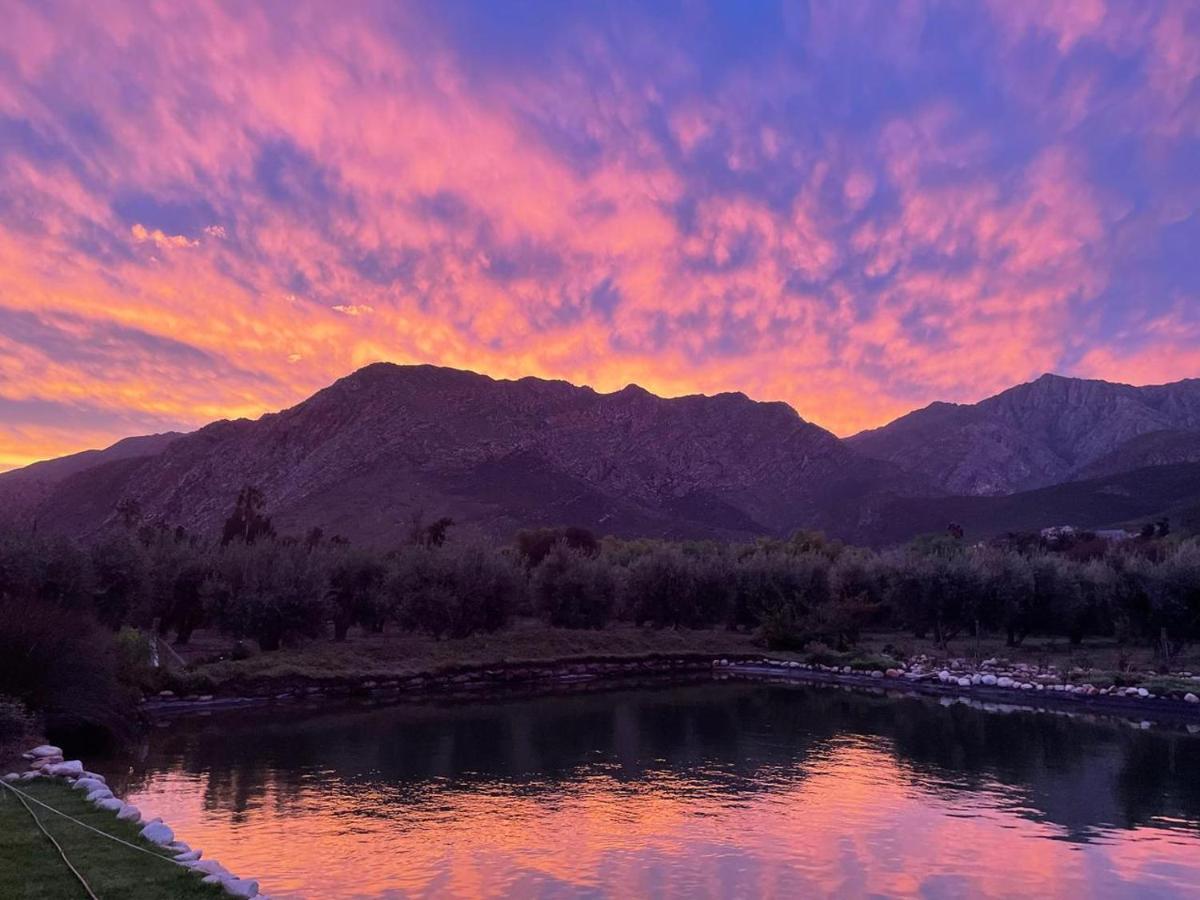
[1, 0, 1199, 469]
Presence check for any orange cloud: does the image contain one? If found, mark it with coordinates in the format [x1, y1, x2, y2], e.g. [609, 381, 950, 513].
[0, 1, 1196, 466]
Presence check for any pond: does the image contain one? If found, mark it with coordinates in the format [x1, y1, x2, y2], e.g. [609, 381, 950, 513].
[95, 680, 1200, 898]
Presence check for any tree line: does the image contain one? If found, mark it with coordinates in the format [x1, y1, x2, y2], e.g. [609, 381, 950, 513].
[2, 500, 1198, 659]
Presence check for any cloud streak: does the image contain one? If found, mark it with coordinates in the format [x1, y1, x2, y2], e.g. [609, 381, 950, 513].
[0, 0, 1198, 468]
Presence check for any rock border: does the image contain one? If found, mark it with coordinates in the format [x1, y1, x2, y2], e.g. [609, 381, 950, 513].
[142, 653, 725, 715]
[715, 656, 1200, 724]
[140, 651, 1200, 725]
[3, 744, 267, 899]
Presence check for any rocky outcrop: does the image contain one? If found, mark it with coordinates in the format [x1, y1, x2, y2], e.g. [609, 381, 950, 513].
[849, 374, 1200, 495]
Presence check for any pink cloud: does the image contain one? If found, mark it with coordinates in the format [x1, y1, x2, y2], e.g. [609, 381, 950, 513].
[0, 0, 1194, 466]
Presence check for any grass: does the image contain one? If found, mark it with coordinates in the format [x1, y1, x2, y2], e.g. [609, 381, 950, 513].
[157, 623, 1200, 697]
[0, 780, 224, 899]
[851, 631, 1200, 675]
[167, 622, 766, 694]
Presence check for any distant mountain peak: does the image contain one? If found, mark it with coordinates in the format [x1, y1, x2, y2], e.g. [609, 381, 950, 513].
[849, 374, 1200, 496]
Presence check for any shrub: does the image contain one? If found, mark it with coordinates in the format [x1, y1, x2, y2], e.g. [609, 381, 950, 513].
[113, 627, 155, 690]
[531, 543, 615, 629]
[516, 526, 599, 568]
[90, 533, 150, 629]
[389, 544, 522, 638]
[328, 550, 390, 640]
[760, 602, 807, 651]
[0, 598, 133, 744]
[0, 694, 38, 755]
[623, 548, 698, 628]
[212, 540, 329, 651]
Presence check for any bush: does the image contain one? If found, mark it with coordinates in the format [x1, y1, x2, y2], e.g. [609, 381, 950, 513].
[0, 694, 38, 755]
[0, 598, 134, 744]
[516, 527, 599, 567]
[532, 543, 615, 629]
[231, 639, 258, 661]
[113, 627, 155, 690]
[390, 544, 522, 638]
[328, 550, 389, 640]
[211, 540, 329, 651]
[623, 548, 698, 628]
[760, 602, 807, 651]
[90, 533, 151, 629]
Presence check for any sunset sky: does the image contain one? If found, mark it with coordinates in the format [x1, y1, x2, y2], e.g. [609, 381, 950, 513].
[2, 1, 1199, 470]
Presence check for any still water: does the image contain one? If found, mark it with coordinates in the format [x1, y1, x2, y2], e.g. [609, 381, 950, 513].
[97, 680, 1200, 898]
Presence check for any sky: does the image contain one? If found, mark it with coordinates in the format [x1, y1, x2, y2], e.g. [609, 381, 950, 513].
[2, 0, 1200, 470]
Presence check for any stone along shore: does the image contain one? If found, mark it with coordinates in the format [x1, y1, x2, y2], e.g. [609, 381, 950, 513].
[3, 744, 266, 898]
[718, 654, 1200, 721]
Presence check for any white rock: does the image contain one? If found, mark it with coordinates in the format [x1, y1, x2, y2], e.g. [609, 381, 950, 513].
[971, 674, 982, 685]
[140, 821, 174, 845]
[189, 860, 233, 879]
[46, 760, 84, 778]
[1185, 693, 1199, 704]
[1137, 688, 1150, 698]
[86, 788, 114, 803]
[222, 877, 259, 898]
[96, 798, 123, 812]
[957, 677, 972, 687]
[175, 850, 203, 862]
[997, 677, 1014, 688]
[870, 670, 884, 679]
[26, 745, 63, 759]
[2, 773, 19, 783]
[73, 777, 105, 793]
[938, 670, 951, 682]
[116, 804, 141, 822]
[981, 674, 997, 686]
[19, 771, 40, 781]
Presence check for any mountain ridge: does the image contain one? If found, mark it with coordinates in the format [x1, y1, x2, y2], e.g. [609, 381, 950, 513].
[3, 365, 1199, 545]
[1, 363, 924, 544]
[848, 373, 1200, 496]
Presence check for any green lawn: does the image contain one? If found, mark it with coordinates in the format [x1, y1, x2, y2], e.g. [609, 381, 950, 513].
[0, 780, 225, 900]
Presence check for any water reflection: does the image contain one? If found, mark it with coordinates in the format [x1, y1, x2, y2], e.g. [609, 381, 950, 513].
[97, 682, 1200, 898]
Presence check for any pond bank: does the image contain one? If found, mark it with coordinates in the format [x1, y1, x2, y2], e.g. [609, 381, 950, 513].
[144, 652, 739, 715]
[720, 658, 1200, 725]
[142, 648, 1200, 727]
[2, 747, 262, 898]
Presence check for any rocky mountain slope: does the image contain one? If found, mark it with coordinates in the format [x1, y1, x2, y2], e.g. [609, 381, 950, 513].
[863, 462, 1200, 545]
[848, 374, 1200, 495]
[5, 367, 1199, 546]
[2, 364, 921, 544]
[0, 432, 181, 516]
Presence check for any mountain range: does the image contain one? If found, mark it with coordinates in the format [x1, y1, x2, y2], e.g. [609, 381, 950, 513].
[4, 365, 1200, 546]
